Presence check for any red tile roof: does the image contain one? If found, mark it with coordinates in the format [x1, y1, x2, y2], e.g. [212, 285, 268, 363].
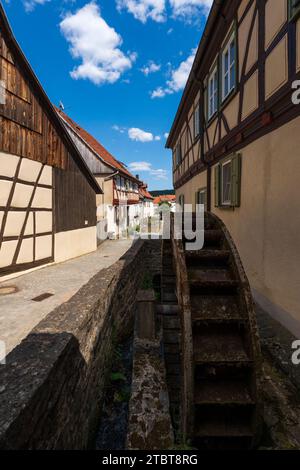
[139, 185, 154, 200]
[56, 107, 139, 182]
[153, 195, 176, 204]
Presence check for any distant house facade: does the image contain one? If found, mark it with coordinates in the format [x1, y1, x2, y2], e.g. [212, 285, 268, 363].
[166, 0, 300, 334]
[153, 195, 176, 212]
[0, 5, 101, 278]
[57, 109, 148, 240]
[139, 183, 155, 219]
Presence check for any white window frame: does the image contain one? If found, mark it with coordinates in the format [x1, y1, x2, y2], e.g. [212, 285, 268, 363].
[207, 66, 218, 120]
[221, 32, 236, 102]
[221, 160, 232, 206]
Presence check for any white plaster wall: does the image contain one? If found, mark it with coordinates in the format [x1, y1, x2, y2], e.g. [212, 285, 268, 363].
[55, 226, 97, 264]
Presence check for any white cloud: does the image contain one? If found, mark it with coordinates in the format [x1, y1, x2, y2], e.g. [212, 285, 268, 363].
[128, 127, 161, 142]
[60, 2, 135, 85]
[129, 161, 168, 180]
[116, 0, 212, 22]
[164, 132, 169, 138]
[140, 61, 161, 76]
[112, 125, 126, 133]
[129, 161, 152, 171]
[116, 0, 166, 23]
[23, 0, 50, 12]
[151, 48, 196, 98]
[169, 0, 212, 19]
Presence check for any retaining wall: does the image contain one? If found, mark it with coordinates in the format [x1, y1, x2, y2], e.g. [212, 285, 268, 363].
[0, 239, 161, 450]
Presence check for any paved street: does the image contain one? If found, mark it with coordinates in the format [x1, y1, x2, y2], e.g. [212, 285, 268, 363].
[0, 239, 134, 355]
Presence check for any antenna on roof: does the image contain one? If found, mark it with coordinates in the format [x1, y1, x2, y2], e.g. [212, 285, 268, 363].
[59, 101, 65, 111]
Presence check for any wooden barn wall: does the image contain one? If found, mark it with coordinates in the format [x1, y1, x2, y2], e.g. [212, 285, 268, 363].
[54, 155, 96, 233]
[0, 28, 68, 169]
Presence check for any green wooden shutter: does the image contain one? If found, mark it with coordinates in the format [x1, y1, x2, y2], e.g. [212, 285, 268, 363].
[203, 190, 207, 211]
[195, 191, 198, 211]
[231, 154, 241, 207]
[214, 165, 220, 207]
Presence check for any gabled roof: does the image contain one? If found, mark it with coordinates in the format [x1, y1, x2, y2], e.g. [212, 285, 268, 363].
[0, 3, 101, 194]
[56, 108, 140, 183]
[153, 195, 176, 204]
[139, 185, 154, 200]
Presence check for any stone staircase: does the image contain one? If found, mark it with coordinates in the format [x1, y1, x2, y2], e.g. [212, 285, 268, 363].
[168, 212, 262, 449]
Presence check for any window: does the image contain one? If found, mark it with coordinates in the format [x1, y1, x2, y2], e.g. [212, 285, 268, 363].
[222, 33, 236, 101]
[289, 0, 300, 19]
[194, 104, 200, 139]
[195, 188, 207, 211]
[178, 194, 185, 209]
[175, 141, 182, 166]
[221, 161, 232, 205]
[214, 154, 241, 208]
[207, 66, 218, 120]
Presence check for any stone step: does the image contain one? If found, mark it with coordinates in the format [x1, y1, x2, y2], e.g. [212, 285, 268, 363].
[193, 328, 250, 365]
[189, 279, 239, 295]
[157, 304, 179, 315]
[164, 344, 180, 354]
[164, 330, 181, 344]
[182, 230, 223, 246]
[164, 352, 181, 364]
[162, 292, 177, 303]
[194, 419, 253, 439]
[194, 380, 254, 406]
[191, 295, 244, 323]
[188, 267, 234, 283]
[185, 250, 230, 266]
[163, 316, 180, 329]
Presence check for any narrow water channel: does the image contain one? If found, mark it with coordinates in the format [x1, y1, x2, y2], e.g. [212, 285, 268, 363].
[95, 336, 133, 450]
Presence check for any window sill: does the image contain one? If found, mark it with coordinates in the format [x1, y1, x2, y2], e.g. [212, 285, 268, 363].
[217, 205, 236, 211]
[220, 87, 237, 111]
[206, 112, 218, 127]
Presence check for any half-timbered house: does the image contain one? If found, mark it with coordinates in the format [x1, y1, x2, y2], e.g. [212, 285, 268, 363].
[56, 108, 144, 239]
[0, 5, 101, 277]
[167, 0, 300, 335]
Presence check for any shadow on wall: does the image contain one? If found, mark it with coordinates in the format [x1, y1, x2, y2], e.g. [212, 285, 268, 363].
[0, 239, 162, 450]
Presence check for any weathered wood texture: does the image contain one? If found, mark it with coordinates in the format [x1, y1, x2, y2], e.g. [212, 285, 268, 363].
[0, 30, 68, 169]
[54, 157, 97, 233]
[170, 214, 194, 441]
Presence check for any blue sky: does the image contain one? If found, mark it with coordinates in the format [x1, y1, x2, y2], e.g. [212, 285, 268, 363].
[2, 0, 211, 190]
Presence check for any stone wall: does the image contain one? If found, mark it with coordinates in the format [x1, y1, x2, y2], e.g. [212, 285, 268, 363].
[0, 239, 161, 450]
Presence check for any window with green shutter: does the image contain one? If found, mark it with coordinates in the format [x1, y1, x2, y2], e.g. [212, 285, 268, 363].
[195, 188, 207, 211]
[214, 154, 241, 208]
[289, 0, 300, 20]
